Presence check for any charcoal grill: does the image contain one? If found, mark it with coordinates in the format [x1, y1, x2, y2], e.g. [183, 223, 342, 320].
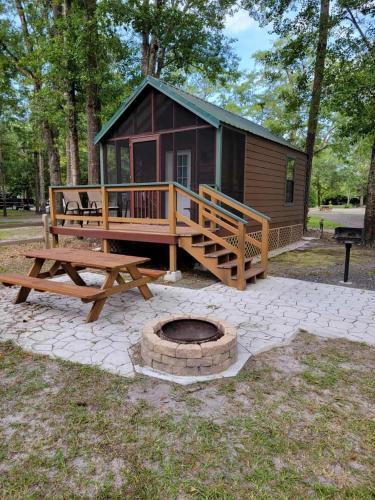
[333, 227, 363, 283]
[158, 318, 223, 344]
[333, 227, 363, 244]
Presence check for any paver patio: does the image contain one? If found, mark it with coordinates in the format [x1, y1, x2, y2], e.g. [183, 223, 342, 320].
[0, 272, 374, 378]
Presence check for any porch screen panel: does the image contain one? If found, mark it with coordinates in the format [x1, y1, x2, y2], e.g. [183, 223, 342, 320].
[133, 141, 157, 183]
[174, 102, 197, 129]
[106, 142, 117, 183]
[133, 140, 158, 218]
[117, 140, 130, 183]
[135, 92, 152, 134]
[117, 140, 130, 215]
[197, 127, 215, 186]
[155, 92, 173, 131]
[221, 127, 245, 202]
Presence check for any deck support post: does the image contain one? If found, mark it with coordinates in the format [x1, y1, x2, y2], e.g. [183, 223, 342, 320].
[169, 244, 177, 272]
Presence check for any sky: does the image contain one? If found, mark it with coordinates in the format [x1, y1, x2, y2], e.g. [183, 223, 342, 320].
[224, 8, 275, 71]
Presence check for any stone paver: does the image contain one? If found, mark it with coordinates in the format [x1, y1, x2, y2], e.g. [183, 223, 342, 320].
[0, 272, 374, 378]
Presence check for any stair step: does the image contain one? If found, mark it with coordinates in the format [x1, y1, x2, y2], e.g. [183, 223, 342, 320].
[217, 258, 252, 269]
[205, 249, 233, 258]
[231, 265, 265, 280]
[192, 240, 217, 248]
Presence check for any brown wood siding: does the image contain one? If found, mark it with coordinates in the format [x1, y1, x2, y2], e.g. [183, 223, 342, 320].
[244, 133, 307, 228]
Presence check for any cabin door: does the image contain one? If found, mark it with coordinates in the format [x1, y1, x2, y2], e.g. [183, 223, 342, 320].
[130, 136, 160, 218]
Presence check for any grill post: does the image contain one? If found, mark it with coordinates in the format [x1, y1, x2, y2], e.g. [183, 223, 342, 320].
[343, 241, 352, 283]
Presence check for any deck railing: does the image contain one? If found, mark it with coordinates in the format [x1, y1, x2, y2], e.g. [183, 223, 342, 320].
[49, 182, 269, 283]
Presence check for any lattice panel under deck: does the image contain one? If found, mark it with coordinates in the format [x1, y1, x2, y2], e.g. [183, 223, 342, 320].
[224, 224, 304, 259]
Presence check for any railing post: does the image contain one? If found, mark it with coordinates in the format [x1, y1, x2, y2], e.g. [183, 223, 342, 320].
[49, 187, 56, 226]
[49, 187, 59, 247]
[198, 185, 204, 226]
[101, 186, 110, 253]
[168, 183, 177, 273]
[168, 183, 176, 234]
[238, 222, 246, 290]
[261, 219, 269, 277]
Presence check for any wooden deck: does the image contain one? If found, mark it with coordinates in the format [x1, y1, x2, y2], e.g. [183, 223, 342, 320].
[50, 222, 201, 244]
[48, 183, 270, 290]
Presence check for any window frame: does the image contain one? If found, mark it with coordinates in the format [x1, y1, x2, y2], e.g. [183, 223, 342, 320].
[284, 156, 296, 205]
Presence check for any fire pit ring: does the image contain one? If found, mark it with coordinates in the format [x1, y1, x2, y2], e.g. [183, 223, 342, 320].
[141, 315, 237, 377]
[158, 318, 223, 344]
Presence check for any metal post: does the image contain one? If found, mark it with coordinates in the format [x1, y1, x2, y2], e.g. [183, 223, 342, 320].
[343, 241, 352, 283]
[320, 218, 324, 238]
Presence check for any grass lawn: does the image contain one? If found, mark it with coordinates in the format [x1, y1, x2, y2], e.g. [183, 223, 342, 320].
[269, 238, 375, 290]
[307, 216, 340, 230]
[0, 227, 42, 241]
[1, 333, 375, 498]
[0, 210, 40, 223]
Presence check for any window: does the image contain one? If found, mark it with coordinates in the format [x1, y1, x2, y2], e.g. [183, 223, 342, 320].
[285, 158, 295, 203]
[176, 150, 191, 188]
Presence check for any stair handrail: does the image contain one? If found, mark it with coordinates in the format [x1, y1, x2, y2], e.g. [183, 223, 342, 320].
[199, 184, 270, 276]
[199, 184, 270, 223]
[172, 182, 248, 289]
[173, 183, 248, 225]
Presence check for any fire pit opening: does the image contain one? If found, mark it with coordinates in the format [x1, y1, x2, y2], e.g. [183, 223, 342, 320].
[158, 319, 223, 344]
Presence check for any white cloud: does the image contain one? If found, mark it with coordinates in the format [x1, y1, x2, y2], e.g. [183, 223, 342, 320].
[225, 9, 256, 34]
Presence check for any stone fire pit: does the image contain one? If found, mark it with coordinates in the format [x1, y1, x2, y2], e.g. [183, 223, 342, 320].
[141, 315, 237, 376]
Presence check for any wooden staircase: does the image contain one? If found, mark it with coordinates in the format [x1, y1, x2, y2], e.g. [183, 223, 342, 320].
[179, 234, 266, 289]
[173, 184, 270, 291]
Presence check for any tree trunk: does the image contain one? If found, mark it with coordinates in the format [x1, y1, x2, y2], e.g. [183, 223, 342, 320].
[303, 0, 330, 229]
[317, 175, 321, 207]
[0, 146, 6, 217]
[364, 136, 375, 245]
[140, 0, 164, 77]
[63, 0, 80, 185]
[66, 133, 72, 184]
[34, 152, 40, 212]
[39, 152, 46, 211]
[65, 81, 80, 185]
[85, 0, 101, 184]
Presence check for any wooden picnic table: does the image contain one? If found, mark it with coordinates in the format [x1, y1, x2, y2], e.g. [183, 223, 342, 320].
[0, 248, 165, 322]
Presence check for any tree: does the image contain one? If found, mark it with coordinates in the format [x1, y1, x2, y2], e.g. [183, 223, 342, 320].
[0, 0, 62, 189]
[324, 6, 374, 243]
[115, 0, 239, 83]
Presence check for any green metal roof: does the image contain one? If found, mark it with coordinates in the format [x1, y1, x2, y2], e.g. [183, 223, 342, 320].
[95, 76, 304, 152]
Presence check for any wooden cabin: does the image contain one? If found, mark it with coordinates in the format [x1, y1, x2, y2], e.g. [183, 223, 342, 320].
[95, 76, 307, 229]
[49, 76, 307, 290]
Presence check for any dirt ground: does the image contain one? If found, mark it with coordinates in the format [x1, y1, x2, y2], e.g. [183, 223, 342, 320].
[269, 235, 375, 291]
[1, 332, 374, 498]
[1, 232, 374, 291]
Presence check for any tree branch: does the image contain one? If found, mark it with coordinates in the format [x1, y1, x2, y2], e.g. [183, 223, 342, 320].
[345, 7, 373, 51]
[0, 41, 35, 80]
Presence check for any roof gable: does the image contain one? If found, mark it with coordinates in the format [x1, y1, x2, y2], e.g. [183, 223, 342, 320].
[95, 76, 303, 153]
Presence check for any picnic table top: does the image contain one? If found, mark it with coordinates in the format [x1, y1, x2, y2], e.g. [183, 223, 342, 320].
[21, 247, 150, 270]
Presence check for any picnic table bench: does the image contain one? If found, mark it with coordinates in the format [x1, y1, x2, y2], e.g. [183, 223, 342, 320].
[0, 248, 165, 322]
[320, 205, 333, 211]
